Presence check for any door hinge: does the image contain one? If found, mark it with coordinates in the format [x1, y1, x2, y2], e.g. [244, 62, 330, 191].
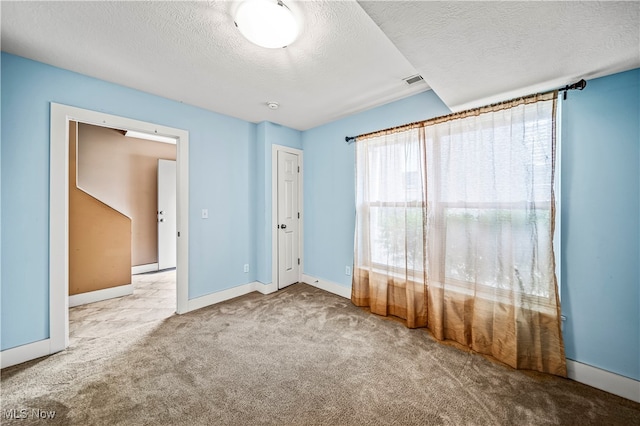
[297, 166, 300, 173]
[298, 258, 300, 265]
[177, 231, 180, 237]
[297, 212, 300, 219]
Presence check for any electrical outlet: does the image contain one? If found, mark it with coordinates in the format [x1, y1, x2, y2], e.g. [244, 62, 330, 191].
[201, 209, 208, 219]
[243, 264, 249, 273]
[345, 266, 351, 276]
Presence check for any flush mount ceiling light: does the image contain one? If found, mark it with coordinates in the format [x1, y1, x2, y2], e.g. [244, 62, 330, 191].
[125, 130, 177, 145]
[234, 0, 299, 49]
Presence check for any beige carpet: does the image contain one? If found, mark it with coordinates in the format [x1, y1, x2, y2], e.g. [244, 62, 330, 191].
[2, 283, 639, 425]
[69, 269, 176, 346]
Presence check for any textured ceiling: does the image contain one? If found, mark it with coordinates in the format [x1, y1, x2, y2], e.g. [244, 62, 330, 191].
[0, 1, 426, 131]
[359, 1, 640, 111]
[2, 1, 639, 129]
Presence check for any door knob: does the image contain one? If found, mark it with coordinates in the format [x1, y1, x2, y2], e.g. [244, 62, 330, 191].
[281, 224, 287, 229]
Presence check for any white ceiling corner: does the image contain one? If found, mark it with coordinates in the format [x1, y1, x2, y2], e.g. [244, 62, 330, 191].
[358, 1, 640, 111]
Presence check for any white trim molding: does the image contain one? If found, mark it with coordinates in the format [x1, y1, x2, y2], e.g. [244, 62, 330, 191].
[49, 103, 190, 362]
[566, 359, 640, 403]
[254, 282, 278, 295]
[301, 274, 351, 299]
[187, 282, 257, 312]
[68, 284, 133, 308]
[132, 263, 159, 275]
[1, 339, 52, 369]
[186, 281, 278, 312]
[50, 105, 70, 354]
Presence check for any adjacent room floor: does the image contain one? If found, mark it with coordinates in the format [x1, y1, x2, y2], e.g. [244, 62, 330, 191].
[68, 269, 176, 346]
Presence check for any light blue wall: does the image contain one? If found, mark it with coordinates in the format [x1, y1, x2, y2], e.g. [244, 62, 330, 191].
[561, 68, 640, 381]
[0, 53, 259, 350]
[255, 121, 302, 283]
[302, 91, 450, 286]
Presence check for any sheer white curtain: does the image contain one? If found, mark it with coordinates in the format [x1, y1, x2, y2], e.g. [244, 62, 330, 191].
[353, 92, 566, 376]
[352, 126, 428, 327]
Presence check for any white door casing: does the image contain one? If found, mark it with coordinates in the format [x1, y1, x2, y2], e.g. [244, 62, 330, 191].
[277, 151, 300, 289]
[158, 159, 177, 270]
[47, 103, 189, 361]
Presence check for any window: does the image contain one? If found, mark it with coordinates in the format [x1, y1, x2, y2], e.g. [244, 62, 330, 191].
[355, 128, 426, 276]
[356, 97, 557, 299]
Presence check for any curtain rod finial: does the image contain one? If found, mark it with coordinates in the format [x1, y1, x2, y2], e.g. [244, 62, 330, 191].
[569, 79, 587, 91]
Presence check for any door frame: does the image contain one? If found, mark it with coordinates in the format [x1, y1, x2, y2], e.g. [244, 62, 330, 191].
[271, 144, 303, 289]
[49, 103, 189, 353]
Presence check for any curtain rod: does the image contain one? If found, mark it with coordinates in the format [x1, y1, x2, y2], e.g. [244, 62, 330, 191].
[344, 79, 586, 144]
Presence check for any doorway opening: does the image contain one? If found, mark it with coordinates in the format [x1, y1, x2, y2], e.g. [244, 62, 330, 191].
[50, 103, 189, 354]
[67, 121, 178, 345]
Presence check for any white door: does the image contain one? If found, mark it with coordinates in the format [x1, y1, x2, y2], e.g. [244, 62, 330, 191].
[277, 151, 300, 289]
[158, 159, 177, 270]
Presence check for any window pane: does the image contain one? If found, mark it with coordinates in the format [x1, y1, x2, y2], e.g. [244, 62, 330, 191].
[370, 206, 424, 272]
[444, 207, 551, 297]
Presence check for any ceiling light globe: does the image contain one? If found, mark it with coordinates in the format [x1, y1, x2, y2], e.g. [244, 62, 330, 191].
[234, 0, 299, 49]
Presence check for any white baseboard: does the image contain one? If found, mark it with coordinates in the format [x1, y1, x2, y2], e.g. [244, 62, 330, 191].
[68, 284, 133, 308]
[186, 281, 282, 312]
[301, 274, 351, 299]
[132, 263, 159, 275]
[567, 359, 640, 403]
[1, 339, 52, 369]
[254, 282, 278, 295]
[186, 281, 259, 312]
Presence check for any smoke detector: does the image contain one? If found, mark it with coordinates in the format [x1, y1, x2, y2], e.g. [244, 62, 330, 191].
[267, 101, 279, 110]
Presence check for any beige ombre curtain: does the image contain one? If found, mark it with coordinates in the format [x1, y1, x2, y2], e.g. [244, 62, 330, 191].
[352, 126, 428, 328]
[352, 92, 566, 376]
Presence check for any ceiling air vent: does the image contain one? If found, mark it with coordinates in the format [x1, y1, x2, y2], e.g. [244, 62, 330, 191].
[403, 74, 424, 85]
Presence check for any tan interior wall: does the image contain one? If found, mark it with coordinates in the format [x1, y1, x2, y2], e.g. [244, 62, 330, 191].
[77, 123, 177, 266]
[69, 121, 132, 295]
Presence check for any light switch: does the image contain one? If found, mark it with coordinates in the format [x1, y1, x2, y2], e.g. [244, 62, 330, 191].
[202, 209, 208, 219]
